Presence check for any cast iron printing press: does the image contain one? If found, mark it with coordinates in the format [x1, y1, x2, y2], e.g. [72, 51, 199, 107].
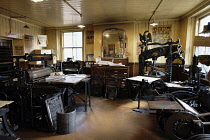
[137, 31, 210, 140]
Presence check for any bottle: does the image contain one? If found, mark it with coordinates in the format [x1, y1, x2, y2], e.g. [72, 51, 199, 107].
[96, 56, 101, 63]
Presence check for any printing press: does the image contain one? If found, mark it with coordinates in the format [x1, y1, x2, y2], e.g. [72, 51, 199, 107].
[136, 31, 210, 140]
[139, 31, 185, 82]
[0, 51, 76, 134]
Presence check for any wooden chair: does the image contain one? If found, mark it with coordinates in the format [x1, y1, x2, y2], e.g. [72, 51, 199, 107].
[61, 61, 81, 74]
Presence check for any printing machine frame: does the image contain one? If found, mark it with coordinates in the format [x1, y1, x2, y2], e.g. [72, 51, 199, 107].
[146, 56, 210, 140]
[0, 52, 76, 133]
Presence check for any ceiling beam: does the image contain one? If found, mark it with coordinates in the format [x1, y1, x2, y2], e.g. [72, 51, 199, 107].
[148, 0, 164, 22]
[63, 0, 82, 17]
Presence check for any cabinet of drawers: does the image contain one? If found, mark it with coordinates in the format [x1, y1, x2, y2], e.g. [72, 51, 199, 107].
[91, 65, 129, 99]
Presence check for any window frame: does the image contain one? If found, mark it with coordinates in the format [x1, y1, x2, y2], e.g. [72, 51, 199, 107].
[62, 30, 84, 61]
[195, 14, 210, 56]
[195, 13, 210, 75]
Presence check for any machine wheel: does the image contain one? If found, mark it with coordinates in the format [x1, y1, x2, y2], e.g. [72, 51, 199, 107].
[188, 134, 210, 140]
[165, 112, 203, 140]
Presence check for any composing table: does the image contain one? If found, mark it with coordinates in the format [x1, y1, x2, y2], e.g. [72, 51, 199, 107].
[48, 74, 91, 112]
[127, 76, 160, 113]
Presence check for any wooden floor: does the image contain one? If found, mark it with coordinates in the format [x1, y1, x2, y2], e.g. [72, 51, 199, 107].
[15, 96, 169, 140]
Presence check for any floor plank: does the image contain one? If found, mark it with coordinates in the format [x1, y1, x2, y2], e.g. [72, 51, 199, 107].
[15, 96, 168, 140]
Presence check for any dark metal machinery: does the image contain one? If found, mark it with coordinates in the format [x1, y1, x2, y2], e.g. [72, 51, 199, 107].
[139, 31, 185, 82]
[137, 32, 210, 140]
[0, 41, 75, 135]
[149, 56, 210, 140]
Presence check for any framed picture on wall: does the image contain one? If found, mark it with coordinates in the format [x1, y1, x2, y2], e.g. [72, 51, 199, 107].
[152, 25, 171, 44]
[38, 35, 48, 47]
[86, 31, 94, 44]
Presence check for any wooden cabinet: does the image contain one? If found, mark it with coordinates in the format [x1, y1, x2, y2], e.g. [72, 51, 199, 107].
[91, 65, 129, 99]
[101, 58, 128, 66]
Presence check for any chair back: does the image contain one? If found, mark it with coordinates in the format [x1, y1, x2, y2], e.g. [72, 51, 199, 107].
[61, 61, 80, 74]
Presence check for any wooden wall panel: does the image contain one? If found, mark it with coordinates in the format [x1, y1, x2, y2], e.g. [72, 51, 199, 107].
[128, 62, 139, 77]
[0, 15, 45, 52]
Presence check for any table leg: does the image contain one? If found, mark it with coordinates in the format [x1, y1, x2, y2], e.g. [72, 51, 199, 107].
[133, 82, 147, 113]
[88, 80, 91, 107]
[83, 78, 91, 112]
[85, 80, 87, 112]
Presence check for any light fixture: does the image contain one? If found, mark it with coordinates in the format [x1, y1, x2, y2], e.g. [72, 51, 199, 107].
[150, 22, 159, 26]
[23, 25, 30, 28]
[77, 25, 85, 28]
[150, 12, 158, 26]
[23, 17, 30, 29]
[32, 0, 43, 2]
[77, 15, 85, 28]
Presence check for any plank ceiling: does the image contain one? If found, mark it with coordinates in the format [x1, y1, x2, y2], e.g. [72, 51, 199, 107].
[0, 0, 206, 27]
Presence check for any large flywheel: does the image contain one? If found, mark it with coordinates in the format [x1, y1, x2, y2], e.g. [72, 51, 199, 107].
[164, 112, 203, 140]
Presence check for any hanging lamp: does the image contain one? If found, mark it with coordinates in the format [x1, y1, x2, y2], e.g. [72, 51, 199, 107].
[77, 15, 85, 28]
[32, 0, 43, 2]
[23, 17, 29, 29]
[150, 12, 158, 26]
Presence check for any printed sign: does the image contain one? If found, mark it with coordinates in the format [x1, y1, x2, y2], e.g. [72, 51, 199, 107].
[38, 35, 48, 47]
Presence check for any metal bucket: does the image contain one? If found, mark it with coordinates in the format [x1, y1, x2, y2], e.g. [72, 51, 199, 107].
[57, 109, 76, 135]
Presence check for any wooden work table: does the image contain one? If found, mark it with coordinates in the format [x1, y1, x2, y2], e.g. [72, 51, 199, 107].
[0, 101, 13, 108]
[50, 74, 90, 85]
[127, 76, 160, 113]
[46, 74, 91, 112]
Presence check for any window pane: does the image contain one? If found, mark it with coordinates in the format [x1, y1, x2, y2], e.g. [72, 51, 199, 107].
[64, 32, 82, 47]
[73, 48, 82, 61]
[73, 32, 82, 47]
[197, 15, 210, 55]
[63, 48, 73, 61]
[199, 14, 210, 35]
[64, 33, 73, 47]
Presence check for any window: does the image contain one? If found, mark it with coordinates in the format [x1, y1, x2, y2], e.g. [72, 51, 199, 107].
[196, 14, 210, 55]
[63, 32, 83, 61]
[196, 15, 210, 74]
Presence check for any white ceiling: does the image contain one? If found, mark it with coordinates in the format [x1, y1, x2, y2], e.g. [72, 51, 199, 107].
[0, 0, 206, 27]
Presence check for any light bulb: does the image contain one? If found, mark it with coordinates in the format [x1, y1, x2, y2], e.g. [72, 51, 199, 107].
[77, 25, 85, 28]
[150, 22, 158, 26]
[32, 0, 43, 2]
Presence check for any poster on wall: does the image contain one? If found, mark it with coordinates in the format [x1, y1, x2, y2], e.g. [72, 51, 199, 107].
[37, 35, 48, 47]
[86, 31, 94, 44]
[24, 35, 34, 54]
[152, 25, 171, 44]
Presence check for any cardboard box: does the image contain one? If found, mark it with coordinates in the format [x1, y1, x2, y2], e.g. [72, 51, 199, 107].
[29, 61, 42, 65]
[30, 49, 41, 54]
